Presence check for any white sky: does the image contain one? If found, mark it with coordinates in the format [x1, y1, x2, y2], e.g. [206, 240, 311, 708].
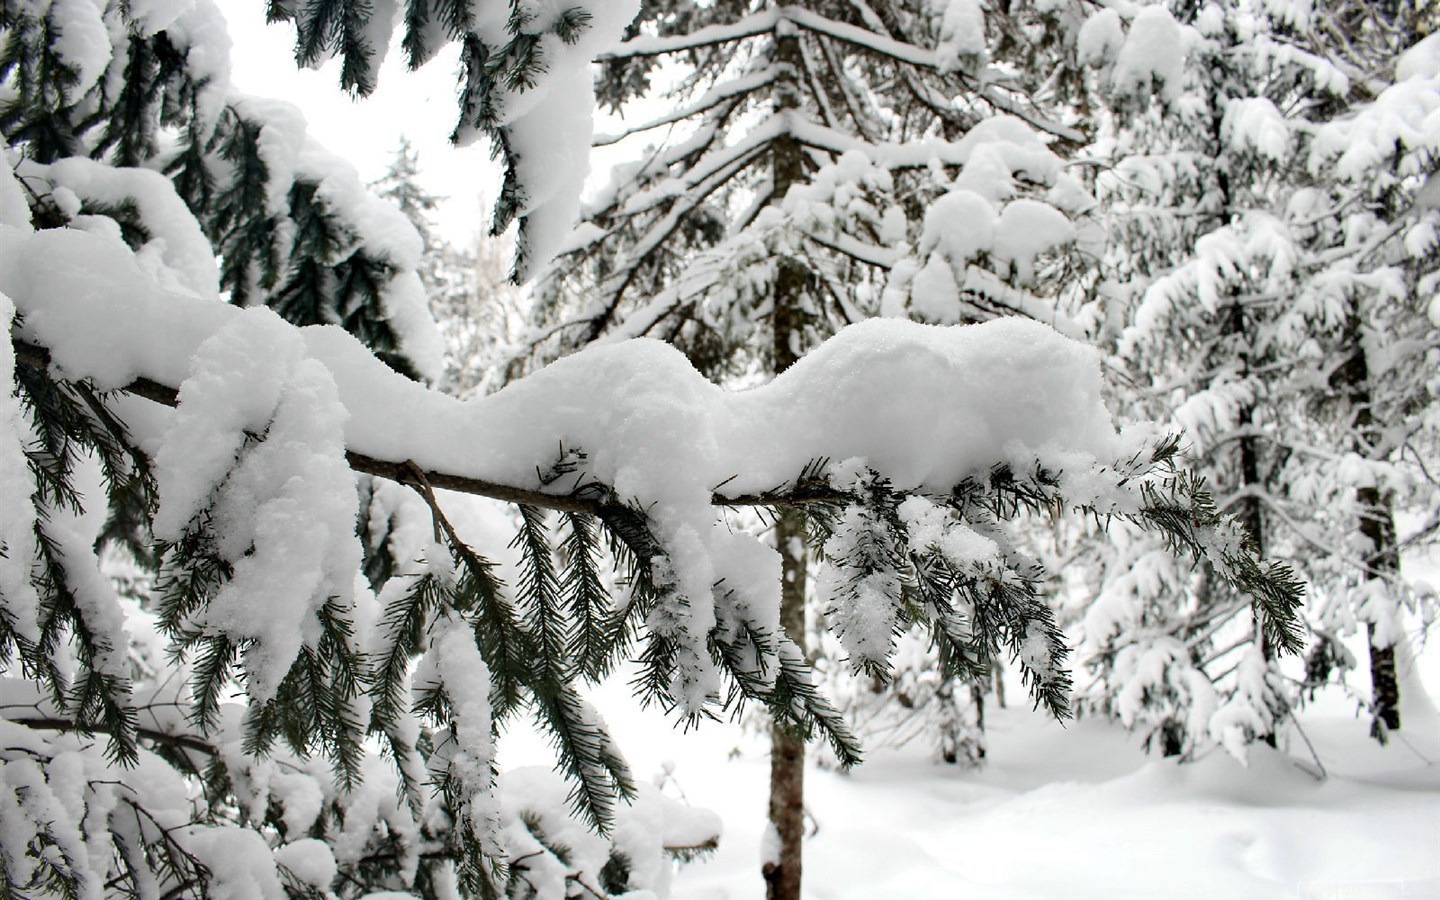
[217, 1, 675, 251]
[217, 0, 499, 241]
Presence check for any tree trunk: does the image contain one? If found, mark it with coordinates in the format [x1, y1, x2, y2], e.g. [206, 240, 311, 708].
[1339, 325, 1402, 739]
[1366, 614, 1402, 739]
[765, 256, 809, 896]
[1360, 479, 1403, 740]
[1224, 301, 1278, 747]
[968, 679, 987, 761]
[763, 17, 810, 900]
[1213, 108, 1278, 738]
[764, 507, 808, 900]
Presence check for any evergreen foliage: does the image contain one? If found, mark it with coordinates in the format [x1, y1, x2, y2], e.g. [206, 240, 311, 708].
[521, 0, 1101, 380]
[1073, 0, 1438, 755]
[0, 302, 1306, 899]
[268, 0, 638, 281]
[517, 2, 1121, 796]
[372, 140, 525, 395]
[1, 0, 440, 379]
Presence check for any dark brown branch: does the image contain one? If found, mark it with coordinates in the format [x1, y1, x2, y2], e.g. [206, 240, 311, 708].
[13, 338, 853, 513]
[4, 710, 217, 757]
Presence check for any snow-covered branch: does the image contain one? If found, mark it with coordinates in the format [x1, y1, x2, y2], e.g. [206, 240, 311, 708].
[593, 70, 782, 147]
[598, 10, 781, 60]
[9, 338, 851, 516]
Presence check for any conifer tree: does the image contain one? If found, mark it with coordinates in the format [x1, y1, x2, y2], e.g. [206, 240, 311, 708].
[520, 1, 1176, 895]
[1295, 9, 1439, 739]
[373, 138, 444, 255]
[1073, 0, 1299, 757]
[1074, 0, 1438, 754]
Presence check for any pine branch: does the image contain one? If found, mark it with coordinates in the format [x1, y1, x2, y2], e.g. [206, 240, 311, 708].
[592, 69, 781, 146]
[770, 639, 864, 767]
[1132, 472, 1306, 655]
[8, 360, 159, 760]
[822, 475, 908, 679]
[511, 504, 567, 684]
[597, 9, 779, 61]
[560, 511, 618, 681]
[184, 634, 237, 735]
[3, 707, 219, 758]
[632, 591, 687, 713]
[8, 342, 1307, 785]
[532, 683, 636, 834]
[368, 569, 446, 794]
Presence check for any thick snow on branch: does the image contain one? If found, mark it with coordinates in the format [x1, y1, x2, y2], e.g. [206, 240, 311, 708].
[1109, 6, 1187, 103]
[4, 225, 1121, 500]
[1310, 35, 1440, 182]
[486, 2, 641, 281]
[0, 296, 39, 645]
[0, 675, 717, 899]
[3, 219, 1136, 714]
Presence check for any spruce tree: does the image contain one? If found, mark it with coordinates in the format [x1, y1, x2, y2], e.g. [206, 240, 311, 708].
[1074, 0, 1438, 754]
[1073, 0, 1298, 757]
[1296, 8, 1439, 739]
[520, 0, 1226, 895]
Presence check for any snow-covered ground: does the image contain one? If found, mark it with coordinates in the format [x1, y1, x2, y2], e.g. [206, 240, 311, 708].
[656, 702, 1438, 899]
[502, 622, 1440, 899]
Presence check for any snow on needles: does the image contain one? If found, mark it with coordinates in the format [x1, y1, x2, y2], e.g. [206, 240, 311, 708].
[458, 0, 640, 282]
[153, 306, 365, 703]
[3, 222, 1129, 715]
[5, 0, 442, 378]
[1108, 6, 1186, 102]
[0, 293, 40, 645]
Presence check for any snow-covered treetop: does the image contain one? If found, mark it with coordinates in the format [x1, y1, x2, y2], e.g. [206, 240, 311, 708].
[518, 0, 1110, 382]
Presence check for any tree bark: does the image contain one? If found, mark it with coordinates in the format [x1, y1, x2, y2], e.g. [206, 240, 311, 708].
[968, 679, 987, 761]
[765, 247, 809, 900]
[1224, 300, 1279, 747]
[1338, 324, 1402, 738]
[764, 507, 808, 900]
[763, 16, 811, 900]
